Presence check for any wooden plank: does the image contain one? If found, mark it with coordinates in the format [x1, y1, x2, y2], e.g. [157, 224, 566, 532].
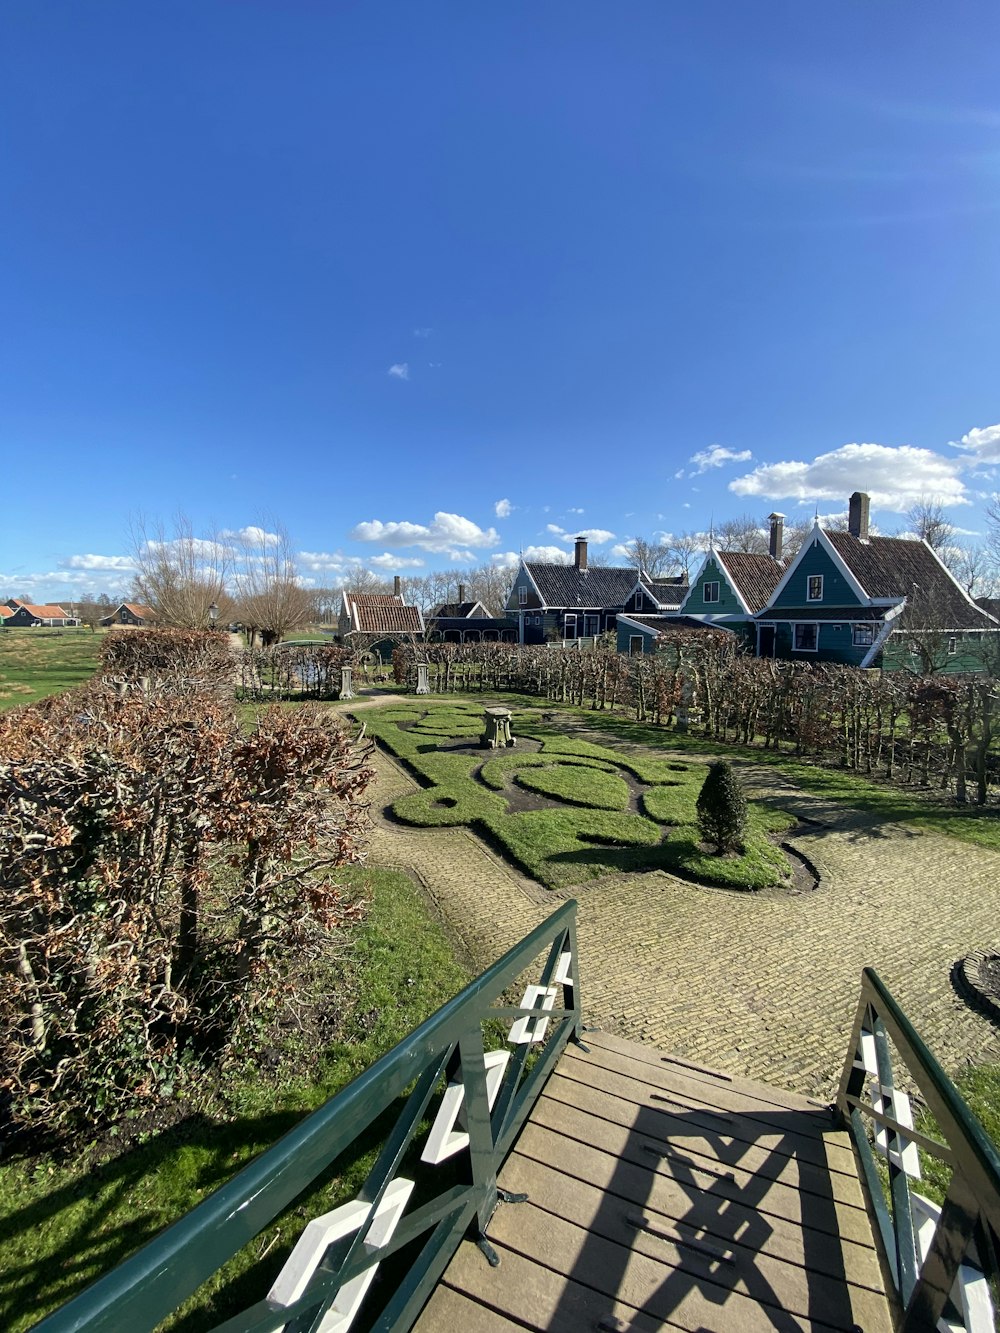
[564, 1039, 837, 1135]
[447, 1203, 891, 1333]
[413, 1283, 525, 1332]
[583, 1030, 825, 1112]
[436, 1240, 672, 1333]
[499, 1148, 885, 1291]
[515, 1115, 877, 1246]
[497, 1150, 886, 1320]
[531, 1092, 867, 1212]
[548, 1063, 857, 1177]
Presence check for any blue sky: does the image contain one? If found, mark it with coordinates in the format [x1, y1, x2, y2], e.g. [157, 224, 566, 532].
[3, 1, 1000, 599]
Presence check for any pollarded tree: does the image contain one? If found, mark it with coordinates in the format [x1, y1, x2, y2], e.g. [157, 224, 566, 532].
[130, 514, 233, 629]
[695, 760, 748, 854]
[235, 523, 314, 647]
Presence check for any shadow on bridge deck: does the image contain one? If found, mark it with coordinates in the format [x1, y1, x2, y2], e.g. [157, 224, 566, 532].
[416, 1029, 891, 1332]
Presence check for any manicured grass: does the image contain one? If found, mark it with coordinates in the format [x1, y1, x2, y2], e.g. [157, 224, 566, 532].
[0, 866, 468, 1332]
[0, 628, 103, 710]
[362, 699, 796, 891]
[516, 763, 631, 810]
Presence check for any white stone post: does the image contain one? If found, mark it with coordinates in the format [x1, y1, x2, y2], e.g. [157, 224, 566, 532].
[340, 665, 354, 700]
[415, 663, 430, 695]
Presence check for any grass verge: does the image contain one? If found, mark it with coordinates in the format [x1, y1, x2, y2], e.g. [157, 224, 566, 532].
[0, 865, 468, 1332]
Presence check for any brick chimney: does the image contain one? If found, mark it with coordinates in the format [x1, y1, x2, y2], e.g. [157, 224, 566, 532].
[574, 537, 588, 571]
[457, 583, 465, 604]
[848, 492, 870, 540]
[393, 575, 401, 596]
[768, 512, 785, 561]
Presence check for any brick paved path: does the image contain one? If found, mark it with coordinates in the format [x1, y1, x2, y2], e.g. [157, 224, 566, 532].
[355, 701, 1000, 1100]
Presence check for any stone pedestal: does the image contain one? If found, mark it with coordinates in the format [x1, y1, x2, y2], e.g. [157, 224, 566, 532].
[340, 665, 354, 701]
[481, 706, 515, 749]
[415, 663, 430, 695]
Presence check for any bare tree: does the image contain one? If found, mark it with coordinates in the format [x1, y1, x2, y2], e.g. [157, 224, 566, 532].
[235, 525, 314, 647]
[626, 535, 672, 578]
[130, 515, 232, 629]
[662, 531, 702, 580]
[715, 514, 768, 554]
[953, 545, 999, 600]
[779, 516, 816, 563]
[906, 498, 957, 567]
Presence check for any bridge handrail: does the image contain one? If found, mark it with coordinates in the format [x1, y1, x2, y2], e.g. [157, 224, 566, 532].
[38, 900, 582, 1333]
[836, 966, 1000, 1331]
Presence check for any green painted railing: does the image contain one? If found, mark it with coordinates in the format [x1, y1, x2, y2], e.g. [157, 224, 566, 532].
[837, 967, 1000, 1331]
[38, 901, 583, 1333]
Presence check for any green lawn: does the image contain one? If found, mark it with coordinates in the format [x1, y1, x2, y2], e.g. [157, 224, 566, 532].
[364, 698, 797, 891]
[0, 627, 104, 710]
[0, 866, 468, 1332]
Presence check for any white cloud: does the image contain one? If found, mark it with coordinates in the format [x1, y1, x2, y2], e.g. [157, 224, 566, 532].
[350, 512, 499, 552]
[490, 545, 572, 568]
[1, 568, 135, 599]
[220, 525, 280, 546]
[729, 442, 968, 512]
[413, 327, 432, 338]
[567, 506, 584, 515]
[387, 363, 409, 380]
[689, 445, 753, 475]
[609, 544, 634, 562]
[575, 528, 616, 544]
[369, 553, 426, 570]
[546, 523, 566, 536]
[494, 498, 512, 518]
[953, 422, 1000, 462]
[60, 553, 137, 571]
[298, 550, 353, 575]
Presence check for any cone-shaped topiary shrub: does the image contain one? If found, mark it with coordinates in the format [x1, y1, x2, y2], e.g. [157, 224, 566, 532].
[696, 760, 748, 854]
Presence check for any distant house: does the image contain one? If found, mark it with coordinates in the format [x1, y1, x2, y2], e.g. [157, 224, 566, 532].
[671, 518, 786, 650]
[338, 587, 425, 662]
[426, 585, 517, 643]
[3, 599, 78, 627]
[99, 602, 156, 627]
[616, 613, 730, 656]
[620, 574, 689, 618]
[755, 492, 1000, 672]
[504, 538, 640, 644]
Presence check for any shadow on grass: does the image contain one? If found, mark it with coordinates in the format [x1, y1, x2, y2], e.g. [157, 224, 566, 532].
[0, 1102, 402, 1332]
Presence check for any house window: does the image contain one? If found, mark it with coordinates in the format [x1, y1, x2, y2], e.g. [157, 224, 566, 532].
[948, 636, 957, 655]
[518, 585, 527, 606]
[564, 614, 577, 639]
[807, 575, 824, 602]
[629, 635, 643, 656]
[793, 623, 818, 652]
[703, 581, 720, 604]
[852, 624, 875, 647]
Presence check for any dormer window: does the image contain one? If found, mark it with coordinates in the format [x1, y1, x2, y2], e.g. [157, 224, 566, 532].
[807, 575, 824, 602]
[518, 586, 527, 606]
[703, 581, 720, 604]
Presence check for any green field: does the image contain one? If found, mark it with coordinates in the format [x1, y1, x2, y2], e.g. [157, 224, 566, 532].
[0, 627, 104, 710]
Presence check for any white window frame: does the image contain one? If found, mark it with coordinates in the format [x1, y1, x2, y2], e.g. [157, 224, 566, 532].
[793, 623, 819, 652]
[852, 624, 874, 647]
[948, 636, 957, 655]
[629, 635, 643, 656]
[703, 581, 720, 604]
[564, 613, 577, 639]
[518, 585, 527, 606]
[807, 574, 824, 602]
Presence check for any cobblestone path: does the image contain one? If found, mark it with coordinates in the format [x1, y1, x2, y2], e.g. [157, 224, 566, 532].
[356, 702, 1000, 1100]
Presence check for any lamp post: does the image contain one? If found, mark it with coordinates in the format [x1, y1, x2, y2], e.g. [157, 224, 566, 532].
[208, 603, 220, 629]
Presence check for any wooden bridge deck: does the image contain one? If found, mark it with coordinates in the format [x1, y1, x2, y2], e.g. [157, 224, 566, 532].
[415, 1030, 892, 1332]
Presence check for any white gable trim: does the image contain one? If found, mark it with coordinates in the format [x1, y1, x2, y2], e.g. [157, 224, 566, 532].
[510, 559, 547, 610]
[763, 523, 870, 610]
[859, 601, 905, 668]
[676, 546, 754, 615]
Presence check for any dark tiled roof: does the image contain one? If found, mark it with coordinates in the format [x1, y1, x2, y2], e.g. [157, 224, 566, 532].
[825, 532, 995, 631]
[526, 562, 636, 610]
[715, 552, 784, 613]
[975, 597, 1000, 621]
[430, 601, 485, 619]
[621, 614, 730, 635]
[646, 579, 688, 608]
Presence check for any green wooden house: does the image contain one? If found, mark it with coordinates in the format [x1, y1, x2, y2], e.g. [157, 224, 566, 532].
[505, 538, 637, 644]
[755, 492, 1000, 672]
[671, 541, 785, 649]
